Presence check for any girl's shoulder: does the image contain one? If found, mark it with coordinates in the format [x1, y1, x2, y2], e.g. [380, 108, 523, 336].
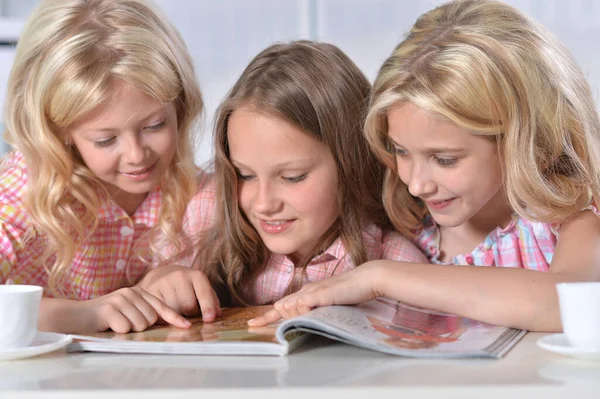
[181, 169, 217, 212]
[0, 151, 32, 229]
[361, 222, 429, 263]
[190, 170, 217, 208]
[195, 169, 217, 195]
[181, 170, 218, 233]
[0, 151, 28, 201]
[413, 214, 559, 271]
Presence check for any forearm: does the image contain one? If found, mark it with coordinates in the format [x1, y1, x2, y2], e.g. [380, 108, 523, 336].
[38, 297, 87, 334]
[370, 261, 580, 332]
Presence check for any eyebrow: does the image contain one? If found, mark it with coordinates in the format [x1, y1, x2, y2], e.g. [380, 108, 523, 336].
[387, 137, 464, 153]
[231, 159, 313, 169]
[87, 107, 167, 133]
[91, 127, 121, 134]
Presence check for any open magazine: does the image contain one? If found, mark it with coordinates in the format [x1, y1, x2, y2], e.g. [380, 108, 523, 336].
[68, 298, 526, 358]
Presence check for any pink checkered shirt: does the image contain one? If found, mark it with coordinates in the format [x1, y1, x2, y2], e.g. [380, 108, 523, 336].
[246, 224, 429, 305]
[183, 174, 428, 305]
[413, 207, 599, 270]
[1, 151, 162, 299]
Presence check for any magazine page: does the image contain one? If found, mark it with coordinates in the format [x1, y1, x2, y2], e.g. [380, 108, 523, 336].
[68, 306, 306, 356]
[276, 297, 526, 358]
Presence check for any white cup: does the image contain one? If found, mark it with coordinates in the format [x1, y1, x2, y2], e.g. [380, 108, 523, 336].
[0, 285, 43, 349]
[556, 282, 600, 350]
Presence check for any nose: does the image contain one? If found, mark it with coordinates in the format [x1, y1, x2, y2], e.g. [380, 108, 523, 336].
[252, 181, 282, 215]
[402, 159, 436, 198]
[123, 135, 145, 164]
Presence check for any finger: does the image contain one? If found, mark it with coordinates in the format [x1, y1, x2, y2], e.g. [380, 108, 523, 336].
[175, 282, 201, 317]
[280, 299, 302, 319]
[191, 273, 219, 322]
[150, 288, 165, 303]
[296, 299, 313, 315]
[294, 290, 331, 309]
[160, 284, 182, 314]
[98, 305, 133, 333]
[117, 290, 160, 332]
[248, 308, 283, 327]
[273, 298, 299, 320]
[140, 289, 191, 329]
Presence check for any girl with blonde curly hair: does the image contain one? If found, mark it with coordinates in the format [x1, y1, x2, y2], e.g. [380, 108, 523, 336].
[1, 0, 208, 334]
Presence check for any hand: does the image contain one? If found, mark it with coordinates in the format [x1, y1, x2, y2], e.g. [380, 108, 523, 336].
[248, 262, 384, 327]
[77, 286, 191, 333]
[137, 264, 221, 322]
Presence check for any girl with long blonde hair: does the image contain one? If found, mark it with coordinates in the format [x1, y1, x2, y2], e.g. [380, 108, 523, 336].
[1, 0, 206, 334]
[250, 0, 600, 332]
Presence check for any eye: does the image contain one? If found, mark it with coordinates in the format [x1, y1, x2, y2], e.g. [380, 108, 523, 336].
[434, 156, 458, 167]
[236, 172, 254, 181]
[145, 120, 166, 131]
[283, 173, 308, 183]
[393, 147, 408, 157]
[94, 137, 116, 148]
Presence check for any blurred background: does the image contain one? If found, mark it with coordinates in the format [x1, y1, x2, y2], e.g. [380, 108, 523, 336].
[1, 0, 599, 166]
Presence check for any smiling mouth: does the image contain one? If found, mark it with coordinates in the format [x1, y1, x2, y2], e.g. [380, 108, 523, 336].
[121, 163, 155, 176]
[428, 199, 452, 205]
[263, 220, 290, 225]
[425, 198, 456, 209]
[259, 219, 295, 234]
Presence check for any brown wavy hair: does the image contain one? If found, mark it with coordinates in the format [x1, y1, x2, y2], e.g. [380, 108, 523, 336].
[197, 40, 390, 305]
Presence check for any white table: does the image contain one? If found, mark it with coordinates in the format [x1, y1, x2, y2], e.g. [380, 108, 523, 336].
[1, 333, 599, 399]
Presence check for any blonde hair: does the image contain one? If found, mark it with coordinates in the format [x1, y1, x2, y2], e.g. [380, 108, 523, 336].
[3, 0, 203, 296]
[366, 0, 600, 237]
[199, 41, 388, 305]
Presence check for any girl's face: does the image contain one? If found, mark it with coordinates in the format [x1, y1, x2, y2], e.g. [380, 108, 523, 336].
[228, 106, 339, 264]
[69, 81, 178, 214]
[387, 102, 509, 231]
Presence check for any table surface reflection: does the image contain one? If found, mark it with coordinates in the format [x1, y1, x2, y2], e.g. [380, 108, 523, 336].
[1, 332, 599, 399]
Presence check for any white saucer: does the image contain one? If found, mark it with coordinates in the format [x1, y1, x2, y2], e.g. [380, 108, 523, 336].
[0, 332, 72, 361]
[537, 334, 600, 361]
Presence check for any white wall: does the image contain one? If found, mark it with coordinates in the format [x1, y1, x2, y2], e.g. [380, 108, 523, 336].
[0, 0, 31, 154]
[1, 0, 599, 166]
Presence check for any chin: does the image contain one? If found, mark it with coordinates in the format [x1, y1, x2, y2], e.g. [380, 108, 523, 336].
[430, 215, 466, 228]
[265, 245, 297, 255]
[121, 181, 160, 193]
[262, 242, 298, 257]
